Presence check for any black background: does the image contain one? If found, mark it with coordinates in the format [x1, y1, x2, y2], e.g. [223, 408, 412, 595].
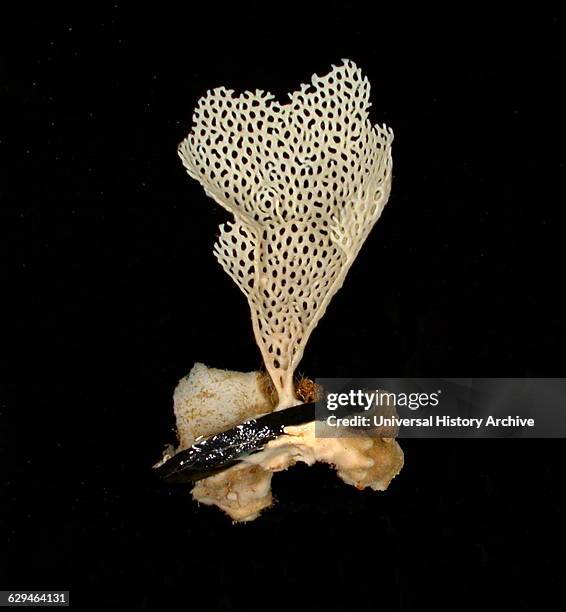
[3, 4, 565, 610]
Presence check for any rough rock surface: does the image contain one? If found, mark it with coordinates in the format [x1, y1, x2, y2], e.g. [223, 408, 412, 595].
[166, 363, 403, 522]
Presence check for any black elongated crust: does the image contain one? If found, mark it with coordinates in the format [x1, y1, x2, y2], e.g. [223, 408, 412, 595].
[155, 402, 316, 483]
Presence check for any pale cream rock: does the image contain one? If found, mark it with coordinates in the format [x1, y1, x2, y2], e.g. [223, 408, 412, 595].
[173, 362, 274, 450]
[170, 363, 403, 522]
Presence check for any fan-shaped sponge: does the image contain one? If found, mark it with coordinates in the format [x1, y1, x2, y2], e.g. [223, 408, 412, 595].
[179, 59, 393, 407]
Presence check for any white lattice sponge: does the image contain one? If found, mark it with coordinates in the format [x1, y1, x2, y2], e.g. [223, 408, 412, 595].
[179, 59, 393, 409]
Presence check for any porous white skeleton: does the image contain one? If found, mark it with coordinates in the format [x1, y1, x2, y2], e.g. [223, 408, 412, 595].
[165, 60, 402, 521]
[179, 59, 393, 409]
